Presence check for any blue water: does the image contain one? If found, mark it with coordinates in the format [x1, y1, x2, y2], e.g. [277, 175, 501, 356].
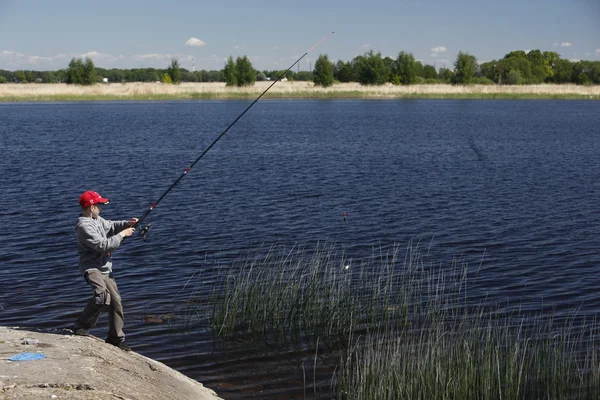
[1, 99, 600, 398]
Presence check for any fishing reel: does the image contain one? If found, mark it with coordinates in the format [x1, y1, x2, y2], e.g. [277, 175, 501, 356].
[139, 223, 152, 240]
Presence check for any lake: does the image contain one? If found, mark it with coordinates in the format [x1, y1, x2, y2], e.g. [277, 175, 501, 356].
[1, 99, 599, 398]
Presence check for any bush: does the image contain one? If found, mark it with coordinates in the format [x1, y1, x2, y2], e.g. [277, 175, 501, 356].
[160, 73, 172, 84]
[414, 76, 425, 84]
[0, 76, 6, 84]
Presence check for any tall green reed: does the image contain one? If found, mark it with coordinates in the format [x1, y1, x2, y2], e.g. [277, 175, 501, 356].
[206, 242, 600, 398]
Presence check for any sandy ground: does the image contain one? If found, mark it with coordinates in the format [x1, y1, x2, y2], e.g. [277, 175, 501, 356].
[0, 326, 222, 400]
[0, 82, 599, 99]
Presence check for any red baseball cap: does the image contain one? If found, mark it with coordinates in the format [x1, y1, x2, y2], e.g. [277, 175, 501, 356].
[79, 190, 110, 208]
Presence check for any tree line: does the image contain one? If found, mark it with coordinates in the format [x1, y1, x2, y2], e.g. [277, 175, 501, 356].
[0, 49, 598, 86]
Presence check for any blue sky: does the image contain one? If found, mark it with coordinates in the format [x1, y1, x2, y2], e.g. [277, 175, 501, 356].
[0, 0, 599, 72]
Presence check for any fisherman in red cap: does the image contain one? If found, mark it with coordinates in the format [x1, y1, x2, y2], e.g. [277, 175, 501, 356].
[71, 190, 137, 351]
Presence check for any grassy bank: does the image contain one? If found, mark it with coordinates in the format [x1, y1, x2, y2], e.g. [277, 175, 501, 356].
[204, 243, 600, 399]
[1, 82, 599, 101]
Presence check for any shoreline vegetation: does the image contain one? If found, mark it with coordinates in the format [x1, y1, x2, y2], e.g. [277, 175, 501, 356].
[202, 243, 600, 398]
[1, 82, 599, 101]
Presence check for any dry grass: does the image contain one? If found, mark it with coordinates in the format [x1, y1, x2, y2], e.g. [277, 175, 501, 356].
[1, 82, 599, 100]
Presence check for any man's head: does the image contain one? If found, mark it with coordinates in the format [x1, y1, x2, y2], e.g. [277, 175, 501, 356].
[79, 190, 109, 218]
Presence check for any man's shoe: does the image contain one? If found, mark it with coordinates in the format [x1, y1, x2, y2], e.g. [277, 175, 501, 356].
[72, 327, 91, 336]
[105, 339, 131, 352]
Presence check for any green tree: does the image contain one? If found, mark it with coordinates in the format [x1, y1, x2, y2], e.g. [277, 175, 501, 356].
[333, 60, 355, 82]
[295, 71, 313, 81]
[500, 56, 532, 83]
[423, 65, 437, 79]
[414, 61, 424, 78]
[235, 56, 256, 86]
[438, 68, 453, 82]
[506, 70, 522, 85]
[15, 70, 27, 83]
[504, 50, 528, 59]
[24, 71, 35, 83]
[66, 57, 96, 85]
[395, 51, 417, 85]
[313, 54, 334, 87]
[167, 58, 181, 84]
[553, 59, 573, 83]
[82, 58, 97, 85]
[480, 60, 499, 83]
[66, 59, 83, 84]
[451, 51, 478, 84]
[543, 51, 560, 81]
[0, 76, 6, 84]
[43, 71, 57, 83]
[383, 56, 395, 81]
[356, 50, 389, 85]
[527, 50, 544, 67]
[589, 63, 600, 84]
[223, 57, 237, 86]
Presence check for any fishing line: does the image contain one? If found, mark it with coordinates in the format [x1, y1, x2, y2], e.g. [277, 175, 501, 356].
[134, 31, 335, 237]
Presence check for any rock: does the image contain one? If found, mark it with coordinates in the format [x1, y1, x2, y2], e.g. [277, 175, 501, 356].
[0, 326, 222, 399]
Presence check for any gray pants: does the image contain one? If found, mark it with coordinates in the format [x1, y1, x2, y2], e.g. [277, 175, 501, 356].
[75, 269, 125, 342]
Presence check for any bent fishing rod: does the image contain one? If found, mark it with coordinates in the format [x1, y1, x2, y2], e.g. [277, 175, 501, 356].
[133, 32, 335, 238]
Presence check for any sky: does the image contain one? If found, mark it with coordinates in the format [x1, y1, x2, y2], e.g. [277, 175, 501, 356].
[0, 0, 599, 72]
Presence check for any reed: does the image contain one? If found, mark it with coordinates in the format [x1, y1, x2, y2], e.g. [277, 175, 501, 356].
[1, 82, 599, 101]
[206, 242, 600, 398]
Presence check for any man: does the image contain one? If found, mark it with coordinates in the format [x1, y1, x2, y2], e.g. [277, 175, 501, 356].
[72, 190, 137, 351]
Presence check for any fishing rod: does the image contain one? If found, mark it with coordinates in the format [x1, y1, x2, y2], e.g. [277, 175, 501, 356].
[134, 31, 335, 238]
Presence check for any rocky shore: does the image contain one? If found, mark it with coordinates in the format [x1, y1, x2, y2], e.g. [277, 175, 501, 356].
[0, 326, 222, 400]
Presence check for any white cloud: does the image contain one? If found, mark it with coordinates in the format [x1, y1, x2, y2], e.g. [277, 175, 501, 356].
[28, 55, 53, 63]
[553, 42, 572, 47]
[82, 51, 101, 58]
[233, 45, 241, 49]
[1, 50, 24, 57]
[0, 49, 69, 69]
[79, 51, 124, 65]
[134, 53, 168, 61]
[431, 46, 447, 53]
[595, 49, 600, 56]
[570, 58, 581, 62]
[361, 44, 371, 50]
[185, 37, 206, 47]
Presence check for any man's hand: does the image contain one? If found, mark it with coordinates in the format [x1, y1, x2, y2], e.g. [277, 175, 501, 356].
[127, 218, 139, 226]
[120, 227, 136, 238]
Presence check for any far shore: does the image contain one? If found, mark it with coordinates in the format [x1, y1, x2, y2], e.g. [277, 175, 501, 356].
[1, 82, 599, 101]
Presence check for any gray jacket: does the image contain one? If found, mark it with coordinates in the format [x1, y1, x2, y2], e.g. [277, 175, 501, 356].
[75, 216, 130, 275]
